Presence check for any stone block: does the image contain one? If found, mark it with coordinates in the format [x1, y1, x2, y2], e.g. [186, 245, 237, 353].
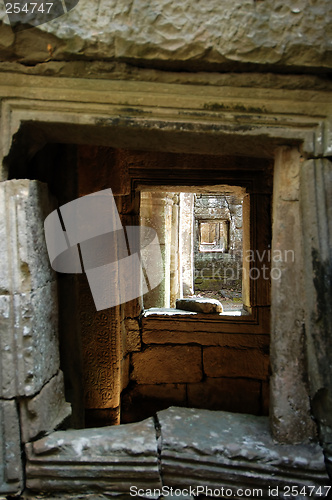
[203, 346, 269, 380]
[274, 147, 300, 202]
[158, 407, 329, 494]
[0, 399, 23, 495]
[123, 318, 141, 353]
[122, 296, 142, 320]
[121, 383, 186, 423]
[20, 371, 72, 443]
[142, 320, 270, 348]
[187, 377, 261, 414]
[0, 281, 60, 398]
[176, 298, 222, 314]
[25, 418, 162, 494]
[0, 180, 55, 295]
[131, 346, 202, 384]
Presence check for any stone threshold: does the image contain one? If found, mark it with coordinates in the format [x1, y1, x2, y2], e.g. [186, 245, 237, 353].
[143, 307, 246, 317]
[23, 407, 329, 499]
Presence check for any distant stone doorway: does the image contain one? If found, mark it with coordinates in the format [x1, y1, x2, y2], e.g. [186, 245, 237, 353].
[0, 74, 330, 495]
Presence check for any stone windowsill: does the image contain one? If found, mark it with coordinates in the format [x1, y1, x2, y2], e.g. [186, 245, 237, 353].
[143, 307, 249, 318]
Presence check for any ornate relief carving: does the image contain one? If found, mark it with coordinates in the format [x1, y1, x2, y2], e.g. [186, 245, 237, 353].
[78, 276, 121, 411]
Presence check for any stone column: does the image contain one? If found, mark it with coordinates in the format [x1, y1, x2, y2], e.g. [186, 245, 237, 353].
[270, 147, 317, 443]
[179, 193, 194, 297]
[0, 180, 70, 494]
[170, 194, 180, 307]
[300, 158, 332, 476]
[78, 278, 122, 426]
[242, 194, 251, 311]
[76, 147, 133, 426]
[140, 192, 173, 308]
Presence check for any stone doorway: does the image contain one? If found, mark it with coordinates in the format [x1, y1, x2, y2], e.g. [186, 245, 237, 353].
[0, 74, 331, 494]
[14, 144, 272, 428]
[140, 188, 246, 313]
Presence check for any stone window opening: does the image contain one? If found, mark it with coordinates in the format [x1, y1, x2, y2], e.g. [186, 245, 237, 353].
[4, 141, 270, 430]
[0, 135, 271, 439]
[140, 188, 246, 314]
[198, 220, 230, 252]
[123, 178, 271, 423]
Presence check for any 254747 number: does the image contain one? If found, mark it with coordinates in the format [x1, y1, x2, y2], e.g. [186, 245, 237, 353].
[283, 485, 331, 497]
[5, 3, 54, 14]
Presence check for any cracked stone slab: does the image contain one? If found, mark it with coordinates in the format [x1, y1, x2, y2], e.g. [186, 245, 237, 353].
[158, 407, 329, 494]
[25, 417, 162, 495]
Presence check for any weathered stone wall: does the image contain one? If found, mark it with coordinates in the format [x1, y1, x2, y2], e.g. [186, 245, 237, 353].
[121, 313, 270, 423]
[300, 158, 332, 476]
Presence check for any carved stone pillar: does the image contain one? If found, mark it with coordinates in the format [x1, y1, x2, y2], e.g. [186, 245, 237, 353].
[78, 276, 122, 426]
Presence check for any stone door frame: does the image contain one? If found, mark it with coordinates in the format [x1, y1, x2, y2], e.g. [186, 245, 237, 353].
[0, 73, 331, 494]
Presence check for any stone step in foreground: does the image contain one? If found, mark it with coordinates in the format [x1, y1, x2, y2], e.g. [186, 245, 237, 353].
[159, 407, 330, 499]
[25, 407, 330, 498]
[25, 417, 162, 495]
